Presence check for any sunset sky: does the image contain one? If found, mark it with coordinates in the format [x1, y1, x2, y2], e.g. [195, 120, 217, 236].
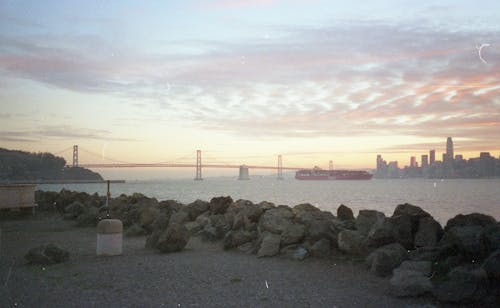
[1, 0, 499, 178]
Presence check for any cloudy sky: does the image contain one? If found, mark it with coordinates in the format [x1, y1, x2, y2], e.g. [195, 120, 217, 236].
[1, 0, 499, 177]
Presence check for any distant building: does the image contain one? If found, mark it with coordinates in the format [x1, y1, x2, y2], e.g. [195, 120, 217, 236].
[446, 137, 454, 162]
[388, 161, 400, 178]
[430, 149, 435, 165]
[421, 155, 429, 168]
[410, 156, 417, 168]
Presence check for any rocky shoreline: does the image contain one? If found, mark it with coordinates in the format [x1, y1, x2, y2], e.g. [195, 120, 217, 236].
[24, 190, 500, 305]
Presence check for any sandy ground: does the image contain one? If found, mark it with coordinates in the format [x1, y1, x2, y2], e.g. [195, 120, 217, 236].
[0, 214, 440, 308]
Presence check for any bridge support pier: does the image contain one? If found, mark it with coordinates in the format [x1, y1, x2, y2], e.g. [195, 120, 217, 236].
[238, 165, 250, 180]
[277, 155, 284, 180]
[194, 150, 202, 180]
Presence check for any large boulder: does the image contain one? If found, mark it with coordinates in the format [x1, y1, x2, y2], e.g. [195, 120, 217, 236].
[281, 223, 305, 245]
[484, 223, 500, 251]
[64, 201, 86, 219]
[396, 260, 432, 276]
[390, 269, 432, 297]
[439, 226, 488, 260]
[294, 208, 337, 242]
[258, 206, 294, 234]
[209, 196, 233, 214]
[76, 206, 99, 227]
[257, 233, 281, 257]
[367, 215, 415, 249]
[356, 210, 385, 236]
[433, 265, 489, 303]
[444, 213, 496, 231]
[414, 217, 443, 248]
[293, 203, 321, 214]
[337, 204, 354, 221]
[309, 238, 331, 258]
[209, 214, 233, 239]
[481, 249, 500, 280]
[138, 206, 160, 232]
[223, 230, 258, 250]
[366, 243, 408, 277]
[392, 203, 431, 220]
[338, 230, 367, 255]
[169, 210, 190, 225]
[185, 199, 209, 220]
[125, 223, 147, 237]
[25, 244, 69, 265]
[156, 223, 190, 253]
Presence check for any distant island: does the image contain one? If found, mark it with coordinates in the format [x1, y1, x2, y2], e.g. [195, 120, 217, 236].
[0, 148, 103, 182]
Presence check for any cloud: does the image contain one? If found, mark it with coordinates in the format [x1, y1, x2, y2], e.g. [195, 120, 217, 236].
[0, 126, 137, 143]
[0, 19, 499, 150]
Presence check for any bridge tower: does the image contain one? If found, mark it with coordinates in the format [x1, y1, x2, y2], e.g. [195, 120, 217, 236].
[72, 145, 79, 167]
[195, 150, 202, 180]
[329, 160, 333, 171]
[277, 155, 283, 180]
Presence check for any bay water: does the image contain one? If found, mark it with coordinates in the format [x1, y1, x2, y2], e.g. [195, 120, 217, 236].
[38, 177, 500, 225]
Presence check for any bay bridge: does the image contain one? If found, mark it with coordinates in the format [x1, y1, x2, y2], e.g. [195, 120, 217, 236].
[58, 145, 315, 180]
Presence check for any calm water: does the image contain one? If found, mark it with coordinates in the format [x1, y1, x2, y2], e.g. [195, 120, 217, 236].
[38, 177, 500, 225]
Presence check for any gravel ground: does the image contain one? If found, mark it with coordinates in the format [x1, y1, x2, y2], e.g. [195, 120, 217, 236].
[0, 215, 440, 308]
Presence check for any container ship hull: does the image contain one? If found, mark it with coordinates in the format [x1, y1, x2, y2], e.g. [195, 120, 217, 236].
[295, 169, 373, 180]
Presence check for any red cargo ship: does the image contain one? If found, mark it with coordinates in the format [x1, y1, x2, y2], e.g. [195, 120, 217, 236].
[295, 167, 373, 180]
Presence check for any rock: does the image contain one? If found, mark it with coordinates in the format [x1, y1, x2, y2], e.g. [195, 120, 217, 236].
[257, 233, 281, 257]
[281, 223, 305, 245]
[209, 196, 233, 214]
[484, 222, 500, 251]
[64, 201, 86, 219]
[440, 226, 488, 260]
[338, 230, 367, 255]
[169, 210, 190, 225]
[481, 249, 500, 280]
[337, 204, 354, 221]
[293, 247, 309, 261]
[258, 206, 294, 234]
[309, 238, 331, 258]
[209, 214, 232, 239]
[414, 217, 443, 248]
[25, 244, 69, 265]
[76, 207, 99, 227]
[241, 204, 265, 222]
[184, 221, 204, 235]
[237, 242, 256, 254]
[444, 213, 496, 232]
[390, 269, 432, 297]
[280, 245, 309, 261]
[223, 230, 258, 250]
[292, 203, 321, 214]
[200, 225, 218, 242]
[356, 210, 385, 236]
[139, 206, 160, 232]
[294, 209, 337, 242]
[156, 223, 189, 253]
[257, 201, 275, 210]
[389, 214, 414, 249]
[186, 199, 209, 220]
[392, 203, 431, 220]
[433, 265, 488, 303]
[366, 218, 397, 248]
[366, 214, 415, 249]
[151, 213, 170, 231]
[125, 223, 147, 237]
[396, 260, 432, 276]
[366, 243, 408, 277]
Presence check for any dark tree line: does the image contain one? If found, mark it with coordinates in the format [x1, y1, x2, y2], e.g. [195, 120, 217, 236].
[0, 148, 102, 181]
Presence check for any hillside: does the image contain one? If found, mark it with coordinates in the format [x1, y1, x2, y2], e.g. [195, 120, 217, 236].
[0, 148, 103, 181]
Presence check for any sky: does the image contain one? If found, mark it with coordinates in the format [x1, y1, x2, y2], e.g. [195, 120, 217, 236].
[0, 0, 499, 178]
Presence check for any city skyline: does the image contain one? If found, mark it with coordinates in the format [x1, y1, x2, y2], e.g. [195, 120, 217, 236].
[1, 1, 499, 177]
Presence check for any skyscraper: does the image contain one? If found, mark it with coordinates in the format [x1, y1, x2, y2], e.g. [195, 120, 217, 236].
[410, 156, 416, 168]
[430, 149, 435, 165]
[446, 137, 454, 162]
[421, 155, 429, 168]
